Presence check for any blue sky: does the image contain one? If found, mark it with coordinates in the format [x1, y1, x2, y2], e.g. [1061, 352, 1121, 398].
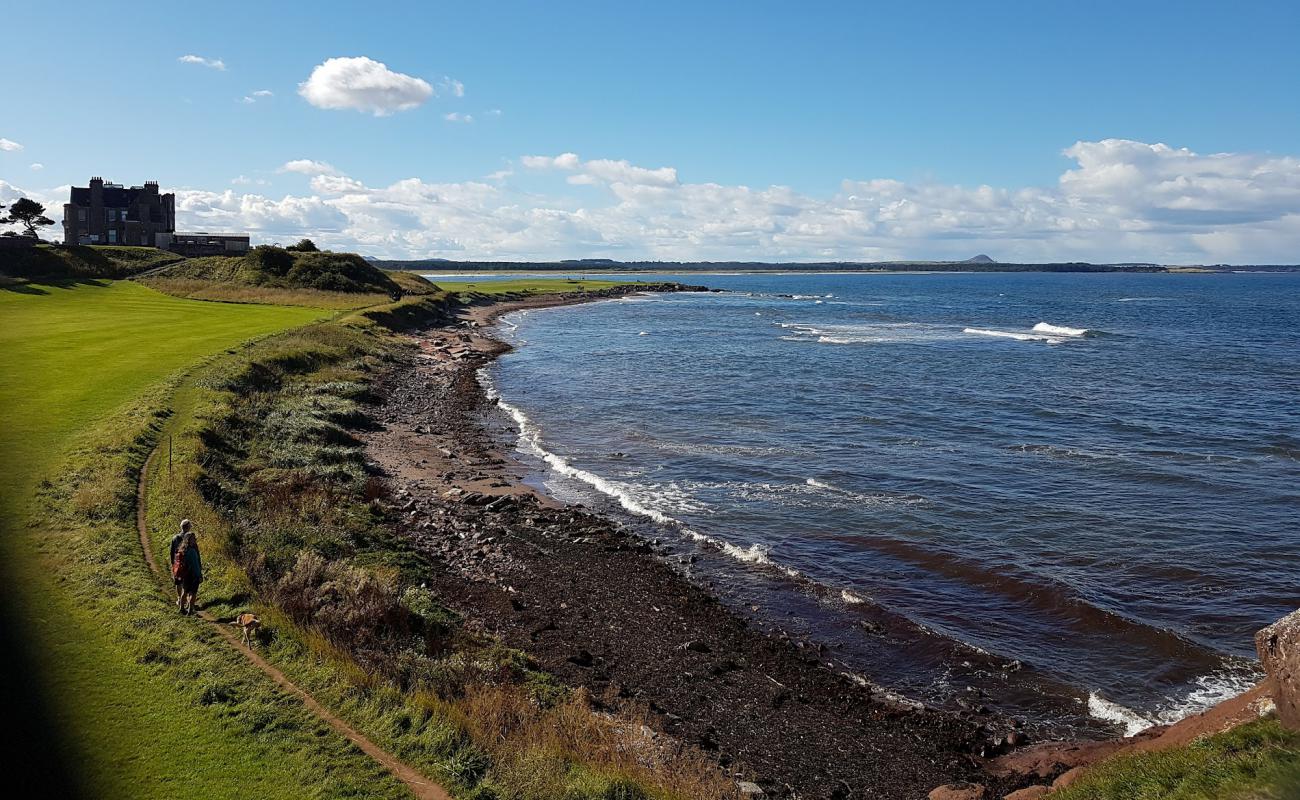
[3, 1, 1298, 262]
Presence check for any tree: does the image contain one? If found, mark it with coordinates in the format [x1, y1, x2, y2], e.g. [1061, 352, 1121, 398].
[286, 238, 319, 252]
[5, 198, 54, 238]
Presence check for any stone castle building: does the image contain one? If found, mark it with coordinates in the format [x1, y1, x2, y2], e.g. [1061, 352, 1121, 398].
[64, 177, 175, 247]
[63, 177, 250, 255]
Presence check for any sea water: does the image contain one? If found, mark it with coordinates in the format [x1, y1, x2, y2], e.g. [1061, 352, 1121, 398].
[464, 271, 1300, 736]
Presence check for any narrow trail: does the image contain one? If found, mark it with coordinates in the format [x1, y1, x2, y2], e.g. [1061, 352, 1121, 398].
[135, 446, 452, 800]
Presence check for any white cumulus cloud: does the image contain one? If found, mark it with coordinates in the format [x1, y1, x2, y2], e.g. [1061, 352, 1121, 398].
[29, 163, 43, 171]
[278, 159, 341, 176]
[0, 138, 23, 152]
[298, 56, 432, 116]
[444, 112, 474, 123]
[178, 54, 226, 71]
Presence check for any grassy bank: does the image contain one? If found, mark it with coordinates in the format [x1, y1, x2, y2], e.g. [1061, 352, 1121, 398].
[0, 280, 413, 798]
[1053, 718, 1300, 800]
[0, 244, 184, 280]
[135, 291, 729, 799]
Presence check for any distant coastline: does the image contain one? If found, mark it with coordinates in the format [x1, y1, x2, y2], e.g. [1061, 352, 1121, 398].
[371, 257, 1300, 274]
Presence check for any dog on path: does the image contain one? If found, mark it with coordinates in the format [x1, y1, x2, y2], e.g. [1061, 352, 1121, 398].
[232, 612, 261, 647]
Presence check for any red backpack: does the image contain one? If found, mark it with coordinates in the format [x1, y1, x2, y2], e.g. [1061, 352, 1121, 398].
[172, 547, 188, 580]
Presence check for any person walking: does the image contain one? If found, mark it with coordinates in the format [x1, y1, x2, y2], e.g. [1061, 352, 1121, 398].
[171, 525, 203, 615]
[169, 519, 192, 612]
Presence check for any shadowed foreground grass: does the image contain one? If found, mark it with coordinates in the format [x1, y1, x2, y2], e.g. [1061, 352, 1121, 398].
[0, 281, 415, 798]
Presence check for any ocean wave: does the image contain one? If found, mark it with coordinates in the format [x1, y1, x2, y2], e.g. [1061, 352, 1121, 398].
[841, 589, 867, 605]
[1087, 692, 1154, 737]
[963, 327, 1064, 344]
[482, 368, 801, 577]
[1089, 667, 1260, 737]
[481, 369, 678, 526]
[1011, 443, 1119, 462]
[1156, 668, 1261, 726]
[1032, 322, 1090, 337]
[780, 321, 963, 346]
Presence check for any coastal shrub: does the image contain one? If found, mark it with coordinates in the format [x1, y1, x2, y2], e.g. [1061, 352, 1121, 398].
[247, 244, 294, 277]
[272, 550, 415, 658]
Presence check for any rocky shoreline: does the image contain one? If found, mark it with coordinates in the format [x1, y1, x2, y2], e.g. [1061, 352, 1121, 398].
[358, 284, 1281, 799]
[359, 284, 1047, 798]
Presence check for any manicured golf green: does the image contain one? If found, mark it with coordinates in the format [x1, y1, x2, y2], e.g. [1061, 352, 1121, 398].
[0, 281, 326, 491]
[0, 281, 409, 798]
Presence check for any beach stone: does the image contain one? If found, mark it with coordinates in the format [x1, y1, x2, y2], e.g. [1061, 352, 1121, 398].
[1052, 766, 1086, 790]
[929, 783, 986, 800]
[737, 781, 764, 797]
[1003, 787, 1050, 800]
[1256, 608, 1300, 730]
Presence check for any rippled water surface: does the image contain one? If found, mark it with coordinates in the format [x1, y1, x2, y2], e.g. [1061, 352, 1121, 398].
[471, 272, 1300, 734]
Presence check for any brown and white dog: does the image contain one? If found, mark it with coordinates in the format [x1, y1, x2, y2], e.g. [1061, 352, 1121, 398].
[232, 612, 261, 647]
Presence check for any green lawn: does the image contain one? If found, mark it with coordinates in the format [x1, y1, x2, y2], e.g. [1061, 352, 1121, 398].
[0, 281, 411, 798]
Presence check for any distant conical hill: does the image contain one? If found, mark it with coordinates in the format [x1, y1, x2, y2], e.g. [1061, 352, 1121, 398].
[963, 254, 996, 263]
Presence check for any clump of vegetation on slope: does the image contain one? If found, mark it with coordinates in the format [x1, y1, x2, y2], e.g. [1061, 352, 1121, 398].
[166, 245, 404, 295]
[0, 244, 185, 280]
[144, 247, 439, 308]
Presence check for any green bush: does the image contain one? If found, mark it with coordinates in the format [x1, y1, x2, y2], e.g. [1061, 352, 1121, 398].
[247, 245, 295, 277]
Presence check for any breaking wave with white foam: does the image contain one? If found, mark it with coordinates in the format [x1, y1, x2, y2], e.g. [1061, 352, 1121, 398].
[480, 367, 800, 577]
[1087, 692, 1155, 737]
[963, 327, 1063, 343]
[1032, 322, 1090, 337]
[1088, 667, 1260, 737]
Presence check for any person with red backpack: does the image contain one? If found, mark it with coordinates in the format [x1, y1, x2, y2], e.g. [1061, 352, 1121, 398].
[171, 522, 203, 615]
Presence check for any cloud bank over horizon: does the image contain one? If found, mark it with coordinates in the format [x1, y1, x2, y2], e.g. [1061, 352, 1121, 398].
[4, 138, 1298, 263]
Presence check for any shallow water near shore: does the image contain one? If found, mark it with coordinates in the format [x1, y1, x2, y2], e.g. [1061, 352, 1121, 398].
[464, 271, 1300, 736]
